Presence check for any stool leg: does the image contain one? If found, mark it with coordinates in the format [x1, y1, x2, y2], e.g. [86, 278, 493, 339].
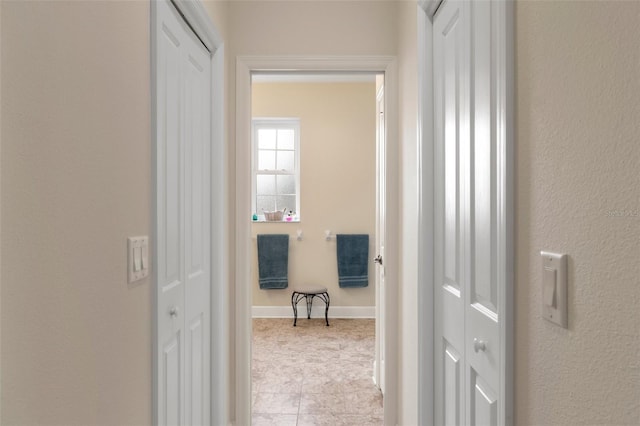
[306, 295, 313, 319]
[291, 292, 298, 326]
[324, 292, 330, 326]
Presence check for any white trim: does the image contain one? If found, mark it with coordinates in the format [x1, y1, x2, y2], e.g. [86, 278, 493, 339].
[236, 55, 399, 426]
[151, 1, 227, 424]
[374, 81, 385, 393]
[417, 4, 435, 425]
[235, 58, 253, 426]
[502, 1, 516, 423]
[417, 0, 514, 424]
[210, 42, 228, 426]
[419, 0, 443, 17]
[171, 0, 222, 53]
[252, 305, 375, 319]
[252, 73, 376, 83]
[150, 5, 158, 423]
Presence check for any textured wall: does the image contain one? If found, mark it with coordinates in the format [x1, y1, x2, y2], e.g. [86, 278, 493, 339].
[1, 1, 151, 423]
[229, 0, 397, 57]
[515, 1, 640, 424]
[0, 1, 228, 424]
[203, 0, 229, 44]
[251, 82, 376, 309]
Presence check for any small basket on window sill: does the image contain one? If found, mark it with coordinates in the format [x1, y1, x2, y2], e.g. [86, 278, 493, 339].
[263, 208, 287, 222]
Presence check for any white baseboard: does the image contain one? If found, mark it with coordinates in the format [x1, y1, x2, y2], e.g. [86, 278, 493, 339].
[252, 305, 375, 319]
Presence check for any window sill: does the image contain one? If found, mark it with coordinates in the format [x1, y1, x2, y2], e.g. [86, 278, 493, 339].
[251, 219, 300, 224]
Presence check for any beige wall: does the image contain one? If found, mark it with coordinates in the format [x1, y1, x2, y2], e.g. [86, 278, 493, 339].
[229, 1, 397, 57]
[515, 1, 640, 424]
[1, 1, 151, 423]
[251, 82, 376, 309]
[203, 0, 229, 46]
[227, 0, 399, 229]
[0, 0, 228, 424]
[226, 2, 398, 422]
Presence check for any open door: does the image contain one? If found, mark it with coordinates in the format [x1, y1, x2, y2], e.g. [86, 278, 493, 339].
[374, 75, 386, 393]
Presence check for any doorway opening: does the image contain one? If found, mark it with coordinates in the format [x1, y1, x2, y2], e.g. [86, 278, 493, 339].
[235, 56, 399, 426]
[249, 72, 384, 424]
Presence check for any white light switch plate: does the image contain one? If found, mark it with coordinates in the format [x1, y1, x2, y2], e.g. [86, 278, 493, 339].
[128, 236, 149, 283]
[540, 251, 567, 328]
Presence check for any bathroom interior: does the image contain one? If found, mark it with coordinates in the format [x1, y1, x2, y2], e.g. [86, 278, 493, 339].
[249, 72, 385, 425]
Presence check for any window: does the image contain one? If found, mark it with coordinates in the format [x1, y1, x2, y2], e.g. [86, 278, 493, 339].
[252, 118, 300, 221]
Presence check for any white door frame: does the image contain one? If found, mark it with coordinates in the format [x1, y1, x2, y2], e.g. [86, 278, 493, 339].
[417, 0, 515, 424]
[235, 55, 399, 426]
[374, 81, 386, 393]
[151, 0, 227, 424]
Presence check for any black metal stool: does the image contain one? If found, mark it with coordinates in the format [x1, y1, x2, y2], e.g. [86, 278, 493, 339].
[291, 287, 330, 326]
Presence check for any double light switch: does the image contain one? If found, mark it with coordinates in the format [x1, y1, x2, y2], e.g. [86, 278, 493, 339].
[540, 251, 568, 328]
[128, 236, 149, 283]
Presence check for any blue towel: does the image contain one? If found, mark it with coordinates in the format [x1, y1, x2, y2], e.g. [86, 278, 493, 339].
[257, 234, 289, 289]
[336, 234, 369, 288]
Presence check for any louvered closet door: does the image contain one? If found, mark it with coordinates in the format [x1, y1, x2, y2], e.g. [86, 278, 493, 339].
[434, 0, 505, 425]
[155, 0, 211, 424]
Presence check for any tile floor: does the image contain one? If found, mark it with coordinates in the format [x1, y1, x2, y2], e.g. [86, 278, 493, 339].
[252, 318, 383, 426]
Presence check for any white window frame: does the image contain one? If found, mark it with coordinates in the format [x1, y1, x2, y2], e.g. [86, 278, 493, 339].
[251, 118, 301, 221]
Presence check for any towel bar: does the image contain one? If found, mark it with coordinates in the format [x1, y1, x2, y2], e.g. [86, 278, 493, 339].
[252, 231, 303, 241]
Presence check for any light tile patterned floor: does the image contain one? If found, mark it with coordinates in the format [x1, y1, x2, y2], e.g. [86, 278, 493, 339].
[252, 318, 383, 426]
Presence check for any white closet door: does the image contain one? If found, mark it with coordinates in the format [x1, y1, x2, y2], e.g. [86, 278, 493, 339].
[434, 0, 507, 424]
[156, 3, 186, 422]
[183, 22, 212, 426]
[434, 1, 469, 424]
[155, 0, 211, 424]
[465, 1, 501, 424]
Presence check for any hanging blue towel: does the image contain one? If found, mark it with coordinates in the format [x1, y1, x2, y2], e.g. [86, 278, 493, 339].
[257, 234, 289, 289]
[336, 234, 369, 288]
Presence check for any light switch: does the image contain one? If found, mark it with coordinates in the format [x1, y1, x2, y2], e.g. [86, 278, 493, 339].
[141, 243, 148, 270]
[540, 251, 567, 328]
[134, 246, 142, 272]
[543, 267, 557, 307]
[128, 236, 149, 283]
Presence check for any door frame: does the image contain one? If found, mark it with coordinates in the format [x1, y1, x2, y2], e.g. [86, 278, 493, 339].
[374, 80, 385, 393]
[151, 0, 227, 424]
[235, 55, 399, 426]
[417, 0, 515, 424]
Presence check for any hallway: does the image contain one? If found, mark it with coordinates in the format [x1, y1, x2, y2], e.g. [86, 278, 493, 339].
[1, 1, 638, 424]
[252, 319, 383, 425]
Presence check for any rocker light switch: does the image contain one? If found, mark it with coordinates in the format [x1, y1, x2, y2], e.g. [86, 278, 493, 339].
[543, 268, 557, 307]
[540, 251, 567, 328]
[128, 236, 149, 283]
[133, 247, 142, 272]
[141, 243, 148, 269]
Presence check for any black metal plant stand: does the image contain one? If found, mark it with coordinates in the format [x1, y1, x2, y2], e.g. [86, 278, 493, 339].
[291, 288, 330, 326]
